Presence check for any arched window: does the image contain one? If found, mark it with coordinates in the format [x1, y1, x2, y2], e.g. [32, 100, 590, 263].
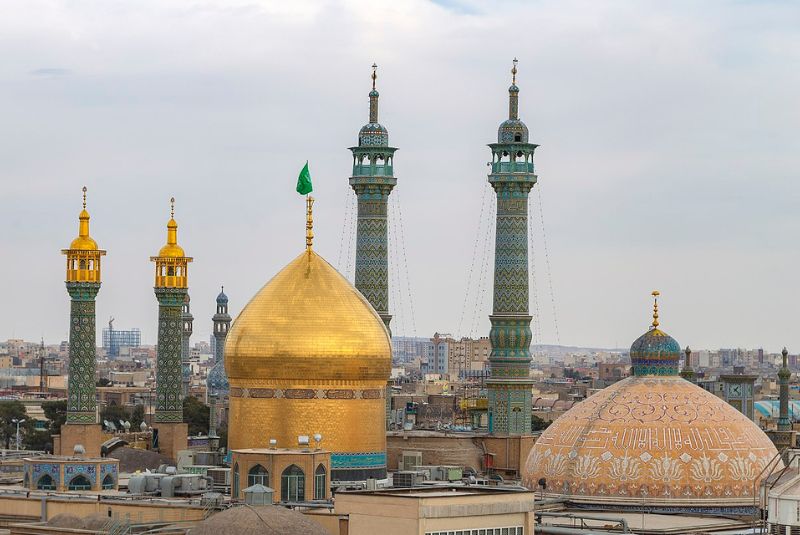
[167, 266, 175, 276]
[68, 474, 92, 490]
[79, 259, 87, 270]
[248, 464, 269, 487]
[102, 474, 114, 490]
[37, 474, 55, 490]
[233, 462, 240, 497]
[314, 464, 326, 500]
[281, 465, 305, 502]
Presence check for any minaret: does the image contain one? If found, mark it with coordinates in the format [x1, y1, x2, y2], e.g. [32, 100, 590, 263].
[206, 287, 231, 398]
[486, 60, 537, 435]
[680, 346, 696, 382]
[349, 64, 397, 330]
[59, 187, 106, 456]
[150, 197, 192, 460]
[778, 347, 791, 431]
[180, 294, 193, 396]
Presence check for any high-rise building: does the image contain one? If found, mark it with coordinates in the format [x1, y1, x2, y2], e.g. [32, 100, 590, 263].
[102, 326, 141, 357]
[150, 197, 192, 460]
[486, 60, 536, 435]
[59, 187, 106, 456]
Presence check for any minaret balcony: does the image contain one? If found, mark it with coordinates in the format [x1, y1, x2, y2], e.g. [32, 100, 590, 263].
[492, 161, 534, 174]
[352, 163, 393, 177]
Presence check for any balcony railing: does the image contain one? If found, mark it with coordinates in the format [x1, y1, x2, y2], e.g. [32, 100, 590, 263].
[492, 161, 534, 173]
[352, 164, 393, 177]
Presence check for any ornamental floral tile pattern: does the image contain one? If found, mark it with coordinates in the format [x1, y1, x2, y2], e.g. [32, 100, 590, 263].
[524, 376, 781, 507]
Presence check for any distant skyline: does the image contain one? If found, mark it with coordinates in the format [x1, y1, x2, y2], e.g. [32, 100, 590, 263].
[1, 1, 799, 352]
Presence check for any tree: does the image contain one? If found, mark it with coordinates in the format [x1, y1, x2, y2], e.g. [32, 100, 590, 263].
[183, 397, 209, 437]
[42, 400, 67, 435]
[24, 430, 53, 453]
[96, 378, 112, 387]
[531, 414, 551, 432]
[130, 405, 145, 430]
[0, 401, 28, 449]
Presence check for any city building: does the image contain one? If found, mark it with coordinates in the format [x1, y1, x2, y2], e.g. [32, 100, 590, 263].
[101, 324, 141, 358]
[230, 446, 331, 502]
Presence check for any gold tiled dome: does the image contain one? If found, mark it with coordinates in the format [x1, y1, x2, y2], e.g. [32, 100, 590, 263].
[225, 250, 391, 382]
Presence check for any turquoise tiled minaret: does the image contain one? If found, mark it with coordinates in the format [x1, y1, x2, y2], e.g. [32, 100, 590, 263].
[180, 294, 193, 397]
[61, 188, 106, 424]
[349, 63, 396, 331]
[207, 287, 231, 396]
[487, 60, 537, 435]
[150, 198, 192, 424]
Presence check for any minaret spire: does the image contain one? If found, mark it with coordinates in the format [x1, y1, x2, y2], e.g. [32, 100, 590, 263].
[508, 58, 519, 120]
[778, 347, 791, 431]
[369, 63, 379, 123]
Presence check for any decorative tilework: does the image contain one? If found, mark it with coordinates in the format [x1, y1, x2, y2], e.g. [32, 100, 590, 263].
[155, 287, 187, 423]
[65, 463, 96, 485]
[486, 136, 538, 436]
[66, 282, 100, 424]
[331, 451, 387, 469]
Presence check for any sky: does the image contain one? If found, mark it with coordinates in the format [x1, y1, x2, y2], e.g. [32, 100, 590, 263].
[1, 0, 799, 352]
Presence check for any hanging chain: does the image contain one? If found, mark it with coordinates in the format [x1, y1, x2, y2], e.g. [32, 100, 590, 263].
[457, 181, 489, 337]
[537, 185, 560, 344]
[395, 189, 418, 336]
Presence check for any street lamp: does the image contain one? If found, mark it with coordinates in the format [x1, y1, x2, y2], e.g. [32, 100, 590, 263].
[11, 419, 25, 451]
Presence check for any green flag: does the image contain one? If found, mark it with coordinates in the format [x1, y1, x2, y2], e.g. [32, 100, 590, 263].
[296, 161, 313, 195]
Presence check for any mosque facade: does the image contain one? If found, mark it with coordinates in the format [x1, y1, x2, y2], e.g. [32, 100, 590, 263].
[523, 293, 781, 513]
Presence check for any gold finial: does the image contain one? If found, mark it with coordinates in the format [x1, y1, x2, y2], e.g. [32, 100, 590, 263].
[372, 63, 377, 90]
[651, 290, 660, 328]
[306, 196, 315, 251]
[82, 186, 87, 209]
[170, 197, 175, 219]
[512, 58, 518, 85]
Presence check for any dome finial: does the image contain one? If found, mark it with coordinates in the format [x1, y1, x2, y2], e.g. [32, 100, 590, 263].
[372, 62, 377, 90]
[512, 57, 518, 85]
[170, 196, 175, 219]
[305, 196, 315, 252]
[82, 186, 87, 210]
[651, 290, 660, 328]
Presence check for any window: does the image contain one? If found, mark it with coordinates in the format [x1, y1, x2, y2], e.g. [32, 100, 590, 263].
[68, 474, 92, 490]
[36, 474, 55, 490]
[314, 464, 326, 500]
[281, 465, 305, 502]
[425, 528, 522, 535]
[248, 464, 269, 487]
[102, 474, 114, 490]
[233, 462, 240, 497]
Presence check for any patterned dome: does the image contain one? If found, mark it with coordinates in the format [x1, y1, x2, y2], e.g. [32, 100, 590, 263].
[497, 119, 529, 144]
[206, 358, 229, 394]
[216, 289, 228, 305]
[630, 327, 681, 376]
[359, 122, 388, 147]
[523, 293, 781, 511]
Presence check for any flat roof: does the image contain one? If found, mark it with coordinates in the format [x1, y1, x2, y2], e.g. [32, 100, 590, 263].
[231, 448, 329, 455]
[342, 486, 534, 498]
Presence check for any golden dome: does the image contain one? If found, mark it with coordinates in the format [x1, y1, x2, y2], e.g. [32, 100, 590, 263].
[158, 218, 185, 258]
[524, 376, 779, 507]
[68, 188, 99, 250]
[225, 250, 391, 382]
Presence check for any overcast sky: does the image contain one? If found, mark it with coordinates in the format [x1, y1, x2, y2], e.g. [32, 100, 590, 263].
[1, 0, 799, 352]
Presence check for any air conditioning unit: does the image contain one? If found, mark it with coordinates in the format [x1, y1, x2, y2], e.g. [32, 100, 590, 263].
[393, 471, 425, 488]
[207, 467, 231, 489]
[399, 451, 422, 471]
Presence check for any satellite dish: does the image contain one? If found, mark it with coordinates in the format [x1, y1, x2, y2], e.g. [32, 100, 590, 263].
[313, 433, 323, 443]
